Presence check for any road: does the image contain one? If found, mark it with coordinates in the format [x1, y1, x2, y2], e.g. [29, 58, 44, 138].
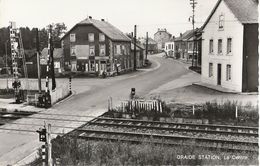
[0, 53, 192, 165]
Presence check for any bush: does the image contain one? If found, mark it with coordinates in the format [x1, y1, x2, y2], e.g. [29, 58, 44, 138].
[48, 136, 258, 165]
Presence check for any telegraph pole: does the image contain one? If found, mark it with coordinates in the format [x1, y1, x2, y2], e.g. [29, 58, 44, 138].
[145, 32, 148, 60]
[36, 28, 42, 93]
[133, 25, 137, 71]
[190, 0, 197, 67]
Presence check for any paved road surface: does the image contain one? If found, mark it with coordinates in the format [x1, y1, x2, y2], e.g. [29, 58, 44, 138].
[0, 53, 191, 165]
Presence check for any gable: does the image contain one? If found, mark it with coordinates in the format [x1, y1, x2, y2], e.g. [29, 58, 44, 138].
[202, 0, 258, 30]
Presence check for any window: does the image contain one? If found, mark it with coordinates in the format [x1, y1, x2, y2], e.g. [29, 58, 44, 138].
[89, 45, 95, 56]
[70, 34, 76, 42]
[168, 44, 171, 49]
[218, 39, 223, 54]
[100, 44, 106, 56]
[219, 14, 224, 29]
[188, 42, 193, 51]
[227, 38, 232, 54]
[226, 64, 231, 80]
[88, 33, 94, 42]
[116, 45, 121, 55]
[209, 39, 214, 53]
[122, 45, 126, 55]
[54, 62, 60, 69]
[99, 33, 105, 42]
[71, 46, 76, 55]
[209, 63, 213, 77]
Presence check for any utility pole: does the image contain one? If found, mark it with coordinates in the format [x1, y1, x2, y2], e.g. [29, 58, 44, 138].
[5, 40, 9, 89]
[133, 25, 137, 71]
[145, 32, 148, 60]
[190, 0, 197, 67]
[36, 28, 42, 93]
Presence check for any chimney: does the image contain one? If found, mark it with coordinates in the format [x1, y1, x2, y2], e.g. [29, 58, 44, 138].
[101, 19, 105, 21]
[180, 33, 182, 37]
[158, 28, 160, 31]
[172, 36, 175, 39]
[164, 28, 167, 31]
[89, 16, 92, 19]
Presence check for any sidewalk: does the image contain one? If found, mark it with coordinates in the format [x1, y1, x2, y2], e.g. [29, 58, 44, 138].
[0, 98, 45, 113]
[193, 82, 238, 94]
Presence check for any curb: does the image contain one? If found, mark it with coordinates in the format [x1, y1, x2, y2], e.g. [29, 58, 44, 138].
[193, 83, 258, 95]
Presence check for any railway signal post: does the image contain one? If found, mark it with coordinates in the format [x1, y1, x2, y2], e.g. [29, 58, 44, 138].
[36, 127, 47, 165]
[9, 22, 23, 103]
[36, 124, 52, 166]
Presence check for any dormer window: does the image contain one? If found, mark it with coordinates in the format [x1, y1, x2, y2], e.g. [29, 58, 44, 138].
[219, 14, 224, 30]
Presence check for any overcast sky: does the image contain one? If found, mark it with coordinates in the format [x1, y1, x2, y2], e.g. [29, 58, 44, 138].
[0, 0, 218, 37]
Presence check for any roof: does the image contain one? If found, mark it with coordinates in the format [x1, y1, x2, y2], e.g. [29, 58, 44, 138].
[61, 17, 131, 42]
[174, 28, 202, 42]
[174, 30, 193, 42]
[41, 48, 63, 60]
[139, 37, 157, 45]
[131, 42, 145, 50]
[154, 29, 172, 36]
[202, 0, 258, 30]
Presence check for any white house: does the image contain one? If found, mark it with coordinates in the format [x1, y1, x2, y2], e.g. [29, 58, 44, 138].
[201, 0, 258, 92]
[164, 39, 175, 57]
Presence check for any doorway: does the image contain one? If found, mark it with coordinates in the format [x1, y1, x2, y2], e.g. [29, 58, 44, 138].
[217, 64, 222, 85]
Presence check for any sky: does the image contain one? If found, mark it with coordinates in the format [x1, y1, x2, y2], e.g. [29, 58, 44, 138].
[0, 0, 218, 38]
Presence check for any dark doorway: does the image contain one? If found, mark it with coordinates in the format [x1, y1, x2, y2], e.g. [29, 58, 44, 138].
[217, 64, 222, 85]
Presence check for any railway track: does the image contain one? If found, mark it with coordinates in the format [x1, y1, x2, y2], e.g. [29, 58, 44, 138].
[90, 117, 258, 137]
[72, 117, 258, 152]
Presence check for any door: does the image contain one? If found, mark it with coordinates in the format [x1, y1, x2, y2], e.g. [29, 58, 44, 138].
[217, 64, 222, 85]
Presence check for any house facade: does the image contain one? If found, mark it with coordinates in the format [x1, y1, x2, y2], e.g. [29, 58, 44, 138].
[154, 28, 172, 51]
[61, 17, 132, 76]
[41, 48, 64, 74]
[164, 39, 175, 57]
[201, 0, 258, 92]
[139, 37, 158, 54]
[174, 29, 202, 65]
[131, 42, 145, 68]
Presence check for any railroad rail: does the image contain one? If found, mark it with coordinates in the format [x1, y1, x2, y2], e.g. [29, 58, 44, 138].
[70, 117, 258, 152]
[90, 117, 258, 136]
[75, 128, 258, 152]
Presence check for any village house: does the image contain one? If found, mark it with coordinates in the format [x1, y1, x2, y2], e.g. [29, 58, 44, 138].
[139, 37, 158, 54]
[164, 37, 175, 58]
[174, 29, 202, 65]
[60, 16, 132, 76]
[201, 0, 258, 92]
[131, 42, 145, 68]
[154, 28, 172, 51]
[41, 48, 64, 74]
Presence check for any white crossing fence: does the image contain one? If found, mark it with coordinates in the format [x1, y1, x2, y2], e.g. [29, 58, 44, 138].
[119, 99, 163, 113]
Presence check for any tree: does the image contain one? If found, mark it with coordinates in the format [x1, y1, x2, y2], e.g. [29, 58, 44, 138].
[46, 23, 67, 48]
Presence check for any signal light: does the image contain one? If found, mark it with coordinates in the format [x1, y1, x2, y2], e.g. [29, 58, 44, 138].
[36, 128, 47, 142]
